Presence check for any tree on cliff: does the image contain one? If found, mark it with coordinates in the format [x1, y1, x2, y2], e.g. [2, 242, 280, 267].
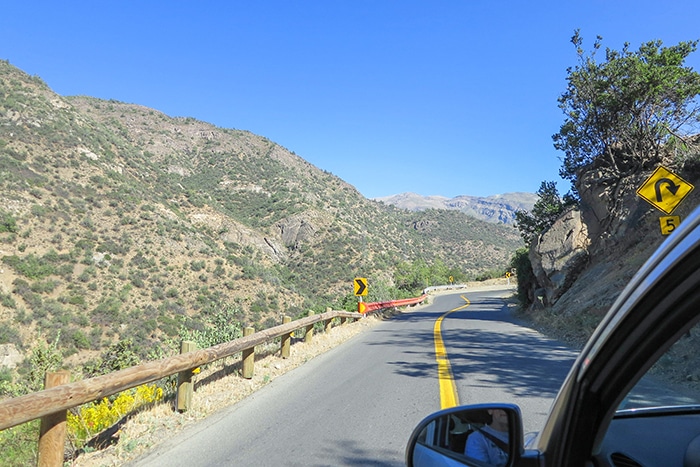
[515, 181, 575, 245]
[553, 31, 700, 184]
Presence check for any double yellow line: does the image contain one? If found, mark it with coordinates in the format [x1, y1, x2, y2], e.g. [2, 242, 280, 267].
[434, 295, 470, 409]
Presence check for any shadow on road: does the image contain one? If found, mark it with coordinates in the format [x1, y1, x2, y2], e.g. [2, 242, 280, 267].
[309, 439, 403, 467]
[368, 301, 578, 400]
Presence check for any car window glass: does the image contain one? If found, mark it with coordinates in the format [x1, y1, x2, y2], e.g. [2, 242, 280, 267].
[618, 320, 700, 411]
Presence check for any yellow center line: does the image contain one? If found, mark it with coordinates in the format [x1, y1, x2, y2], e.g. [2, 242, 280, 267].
[434, 295, 470, 409]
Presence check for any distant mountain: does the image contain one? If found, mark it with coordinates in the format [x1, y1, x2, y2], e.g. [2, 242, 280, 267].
[374, 192, 537, 224]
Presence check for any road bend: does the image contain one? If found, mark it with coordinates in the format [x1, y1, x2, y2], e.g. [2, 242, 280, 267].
[131, 288, 577, 466]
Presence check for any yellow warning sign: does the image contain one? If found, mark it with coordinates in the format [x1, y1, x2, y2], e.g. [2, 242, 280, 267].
[636, 166, 694, 215]
[659, 216, 681, 236]
[353, 277, 368, 296]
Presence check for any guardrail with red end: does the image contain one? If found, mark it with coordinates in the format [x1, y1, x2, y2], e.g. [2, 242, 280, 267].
[358, 294, 427, 314]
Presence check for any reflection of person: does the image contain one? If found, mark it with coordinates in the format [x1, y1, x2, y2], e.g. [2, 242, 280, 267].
[465, 409, 509, 466]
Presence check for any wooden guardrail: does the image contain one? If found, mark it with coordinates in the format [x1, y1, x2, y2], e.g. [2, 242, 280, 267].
[0, 308, 362, 465]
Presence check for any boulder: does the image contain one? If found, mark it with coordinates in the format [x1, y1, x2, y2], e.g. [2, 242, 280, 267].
[529, 207, 590, 305]
[576, 169, 651, 256]
[0, 344, 23, 369]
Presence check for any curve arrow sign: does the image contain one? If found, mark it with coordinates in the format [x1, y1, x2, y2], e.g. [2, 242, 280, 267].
[637, 166, 694, 215]
[354, 277, 368, 296]
[655, 178, 680, 202]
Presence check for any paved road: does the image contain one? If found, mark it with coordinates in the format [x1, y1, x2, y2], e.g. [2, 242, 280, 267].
[435, 290, 577, 433]
[131, 288, 578, 466]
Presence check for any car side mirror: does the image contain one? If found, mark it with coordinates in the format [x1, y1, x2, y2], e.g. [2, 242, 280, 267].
[406, 404, 523, 467]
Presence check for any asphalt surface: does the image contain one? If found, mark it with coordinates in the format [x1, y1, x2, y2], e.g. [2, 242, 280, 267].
[130, 288, 578, 466]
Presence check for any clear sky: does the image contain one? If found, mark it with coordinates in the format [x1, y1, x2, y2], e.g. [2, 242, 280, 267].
[2, 1, 699, 199]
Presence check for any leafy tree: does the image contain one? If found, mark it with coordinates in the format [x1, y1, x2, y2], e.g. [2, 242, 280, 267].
[554, 30, 700, 183]
[515, 181, 574, 245]
[510, 248, 535, 307]
[394, 259, 428, 293]
[393, 258, 468, 294]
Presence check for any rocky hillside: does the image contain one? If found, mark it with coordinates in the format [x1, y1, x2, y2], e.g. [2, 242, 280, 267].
[0, 60, 523, 367]
[524, 142, 700, 344]
[374, 192, 537, 225]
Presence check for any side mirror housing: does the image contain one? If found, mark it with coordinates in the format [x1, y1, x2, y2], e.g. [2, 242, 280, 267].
[406, 403, 524, 467]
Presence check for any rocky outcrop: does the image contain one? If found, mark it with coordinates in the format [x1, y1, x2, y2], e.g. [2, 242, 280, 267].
[527, 169, 651, 308]
[276, 215, 317, 250]
[0, 344, 23, 369]
[527, 155, 700, 311]
[411, 219, 437, 231]
[529, 207, 590, 305]
[576, 169, 651, 256]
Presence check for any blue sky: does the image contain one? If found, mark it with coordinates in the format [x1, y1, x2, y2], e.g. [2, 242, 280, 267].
[2, 1, 699, 199]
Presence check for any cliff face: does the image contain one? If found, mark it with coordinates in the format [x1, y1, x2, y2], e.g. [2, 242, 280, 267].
[528, 153, 700, 316]
[529, 207, 589, 306]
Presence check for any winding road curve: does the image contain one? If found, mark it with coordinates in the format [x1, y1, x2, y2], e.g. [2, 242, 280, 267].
[131, 287, 578, 466]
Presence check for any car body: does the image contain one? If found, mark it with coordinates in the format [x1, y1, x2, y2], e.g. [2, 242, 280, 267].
[407, 205, 700, 466]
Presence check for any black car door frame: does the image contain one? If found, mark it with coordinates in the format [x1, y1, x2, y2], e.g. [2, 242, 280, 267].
[534, 207, 700, 466]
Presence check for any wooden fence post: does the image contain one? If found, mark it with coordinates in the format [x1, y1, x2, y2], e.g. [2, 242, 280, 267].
[305, 311, 315, 343]
[280, 316, 292, 358]
[242, 327, 255, 379]
[324, 307, 333, 333]
[176, 341, 196, 412]
[38, 370, 70, 467]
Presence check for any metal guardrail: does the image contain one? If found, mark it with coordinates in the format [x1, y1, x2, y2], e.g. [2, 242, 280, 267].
[423, 284, 469, 294]
[359, 294, 428, 313]
[358, 286, 474, 314]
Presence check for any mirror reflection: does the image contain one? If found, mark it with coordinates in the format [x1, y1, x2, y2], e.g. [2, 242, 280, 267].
[413, 408, 510, 467]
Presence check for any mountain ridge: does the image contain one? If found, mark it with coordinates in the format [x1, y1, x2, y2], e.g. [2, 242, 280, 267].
[374, 191, 537, 224]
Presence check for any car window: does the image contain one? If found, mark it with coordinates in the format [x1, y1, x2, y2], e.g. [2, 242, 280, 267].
[618, 319, 700, 411]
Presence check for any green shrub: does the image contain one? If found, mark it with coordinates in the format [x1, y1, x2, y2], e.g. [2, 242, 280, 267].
[510, 248, 535, 308]
[0, 420, 40, 467]
[91, 297, 123, 326]
[30, 204, 48, 217]
[179, 306, 242, 349]
[71, 330, 90, 350]
[2, 254, 56, 279]
[0, 211, 17, 233]
[26, 334, 63, 392]
[29, 279, 58, 294]
[66, 294, 86, 306]
[0, 321, 20, 345]
[82, 339, 141, 378]
[0, 292, 16, 309]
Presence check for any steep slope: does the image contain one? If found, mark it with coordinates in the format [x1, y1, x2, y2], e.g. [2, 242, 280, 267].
[523, 144, 700, 345]
[0, 60, 523, 364]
